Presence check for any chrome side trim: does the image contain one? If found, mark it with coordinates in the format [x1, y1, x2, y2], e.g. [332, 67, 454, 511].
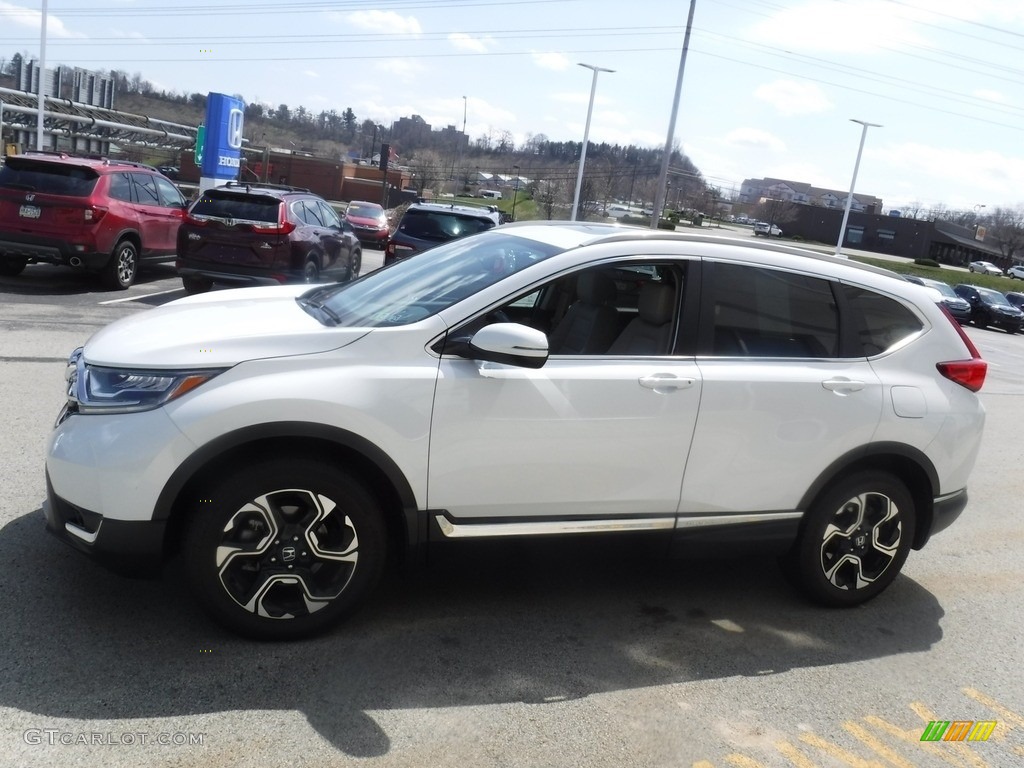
[434, 514, 676, 539]
[674, 511, 803, 529]
[65, 520, 100, 544]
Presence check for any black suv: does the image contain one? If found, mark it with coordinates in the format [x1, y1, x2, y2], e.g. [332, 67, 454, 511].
[384, 198, 502, 265]
[176, 182, 361, 293]
[953, 283, 1024, 333]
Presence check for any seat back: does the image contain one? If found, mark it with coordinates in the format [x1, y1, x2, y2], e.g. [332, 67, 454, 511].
[548, 272, 620, 354]
[607, 282, 675, 355]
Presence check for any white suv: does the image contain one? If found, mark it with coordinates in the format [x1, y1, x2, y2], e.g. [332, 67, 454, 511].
[45, 224, 987, 639]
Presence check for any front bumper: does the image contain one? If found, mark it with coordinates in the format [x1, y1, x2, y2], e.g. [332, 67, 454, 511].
[44, 472, 166, 577]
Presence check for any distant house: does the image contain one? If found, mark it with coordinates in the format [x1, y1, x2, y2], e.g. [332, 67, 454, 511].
[740, 177, 882, 213]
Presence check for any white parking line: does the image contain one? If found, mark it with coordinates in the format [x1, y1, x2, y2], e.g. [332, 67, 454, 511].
[98, 288, 182, 305]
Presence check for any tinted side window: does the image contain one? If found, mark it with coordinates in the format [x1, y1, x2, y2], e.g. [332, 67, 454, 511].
[710, 263, 839, 358]
[317, 200, 341, 228]
[841, 285, 923, 356]
[154, 176, 184, 208]
[108, 173, 135, 202]
[292, 200, 324, 226]
[132, 173, 161, 206]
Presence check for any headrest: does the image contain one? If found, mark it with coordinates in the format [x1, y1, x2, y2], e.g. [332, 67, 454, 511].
[638, 282, 674, 325]
[577, 272, 616, 305]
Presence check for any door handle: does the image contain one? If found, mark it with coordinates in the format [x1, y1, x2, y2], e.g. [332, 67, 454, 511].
[639, 374, 695, 392]
[822, 378, 865, 394]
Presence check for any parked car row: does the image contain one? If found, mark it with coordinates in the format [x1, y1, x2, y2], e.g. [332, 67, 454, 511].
[906, 274, 1024, 333]
[0, 151, 394, 292]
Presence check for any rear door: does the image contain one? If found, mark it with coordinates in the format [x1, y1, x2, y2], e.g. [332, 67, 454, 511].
[0, 158, 100, 240]
[681, 260, 884, 516]
[183, 191, 285, 269]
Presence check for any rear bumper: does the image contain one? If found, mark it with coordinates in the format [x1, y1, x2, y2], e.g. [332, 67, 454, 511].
[915, 488, 968, 549]
[0, 234, 106, 268]
[43, 473, 166, 578]
[177, 261, 293, 287]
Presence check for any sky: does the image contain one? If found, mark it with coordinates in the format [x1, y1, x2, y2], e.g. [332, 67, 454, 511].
[2, 0, 1024, 213]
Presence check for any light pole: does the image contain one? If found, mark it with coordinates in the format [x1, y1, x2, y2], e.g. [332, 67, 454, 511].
[570, 63, 614, 222]
[511, 164, 520, 221]
[835, 118, 882, 257]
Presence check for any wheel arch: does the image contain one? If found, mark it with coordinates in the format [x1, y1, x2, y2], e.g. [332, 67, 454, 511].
[797, 443, 938, 550]
[156, 422, 421, 562]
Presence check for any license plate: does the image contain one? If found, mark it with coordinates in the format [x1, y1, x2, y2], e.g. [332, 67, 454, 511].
[19, 205, 41, 219]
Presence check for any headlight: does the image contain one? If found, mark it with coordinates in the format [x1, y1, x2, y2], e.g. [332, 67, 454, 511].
[65, 346, 226, 414]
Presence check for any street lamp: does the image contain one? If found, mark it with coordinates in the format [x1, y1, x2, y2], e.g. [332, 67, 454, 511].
[836, 118, 882, 257]
[511, 164, 520, 222]
[570, 62, 614, 222]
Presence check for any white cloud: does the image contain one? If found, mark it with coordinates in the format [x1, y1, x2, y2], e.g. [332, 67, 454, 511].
[344, 10, 421, 35]
[303, 70, 319, 79]
[723, 128, 786, 153]
[448, 33, 492, 53]
[0, 1, 84, 38]
[531, 51, 571, 71]
[871, 142, 1024, 206]
[973, 89, 1008, 104]
[549, 91, 612, 107]
[754, 80, 832, 117]
[376, 59, 424, 79]
[746, 1, 924, 53]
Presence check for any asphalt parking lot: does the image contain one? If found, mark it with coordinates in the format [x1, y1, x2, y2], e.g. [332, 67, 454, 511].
[1, 247, 1023, 768]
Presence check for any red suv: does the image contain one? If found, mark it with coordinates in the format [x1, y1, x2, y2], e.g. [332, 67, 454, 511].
[176, 183, 362, 293]
[0, 152, 187, 289]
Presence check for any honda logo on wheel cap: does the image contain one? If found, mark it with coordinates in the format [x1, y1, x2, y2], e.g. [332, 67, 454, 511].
[281, 546, 296, 562]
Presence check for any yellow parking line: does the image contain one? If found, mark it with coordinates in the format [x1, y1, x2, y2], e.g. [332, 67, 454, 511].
[724, 755, 769, 767]
[844, 722, 915, 768]
[799, 732, 887, 767]
[963, 688, 1024, 730]
[774, 740, 819, 768]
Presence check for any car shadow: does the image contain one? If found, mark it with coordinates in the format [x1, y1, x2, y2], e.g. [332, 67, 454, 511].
[0, 263, 178, 297]
[0, 513, 944, 757]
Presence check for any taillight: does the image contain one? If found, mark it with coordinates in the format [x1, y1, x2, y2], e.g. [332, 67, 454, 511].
[252, 220, 296, 235]
[935, 304, 987, 392]
[184, 213, 207, 227]
[84, 205, 107, 223]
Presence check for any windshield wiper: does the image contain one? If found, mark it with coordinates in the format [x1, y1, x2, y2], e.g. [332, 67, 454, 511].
[296, 296, 342, 325]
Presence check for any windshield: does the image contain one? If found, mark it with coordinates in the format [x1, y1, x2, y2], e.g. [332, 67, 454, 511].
[921, 280, 956, 298]
[400, 209, 494, 242]
[978, 287, 1012, 306]
[190, 192, 280, 223]
[0, 160, 99, 196]
[303, 229, 564, 327]
[347, 203, 383, 219]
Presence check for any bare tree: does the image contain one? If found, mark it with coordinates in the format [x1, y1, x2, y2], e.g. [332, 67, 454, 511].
[756, 198, 800, 228]
[986, 206, 1024, 263]
[406, 150, 445, 194]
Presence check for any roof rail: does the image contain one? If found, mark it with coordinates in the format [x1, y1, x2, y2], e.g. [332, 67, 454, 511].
[415, 196, 502, 213]
[223, 180, 311, 193]
[21, 150, 157, 170]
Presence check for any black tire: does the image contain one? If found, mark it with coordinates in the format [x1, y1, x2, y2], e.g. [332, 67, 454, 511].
[182, 458, 388, 639]
[303, 258, 320, 284]
[349, 247, 362, 280]
[0, 257, 27, 276]
[784, 471, 915, 607]
[182, 276, 213, 295]
[102, 239, 138, 290]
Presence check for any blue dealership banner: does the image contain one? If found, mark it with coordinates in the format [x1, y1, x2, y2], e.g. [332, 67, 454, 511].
[199, 93, 244, 191]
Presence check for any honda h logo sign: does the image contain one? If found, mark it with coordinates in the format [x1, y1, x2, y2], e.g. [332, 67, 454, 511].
[227, 109, 244, 150]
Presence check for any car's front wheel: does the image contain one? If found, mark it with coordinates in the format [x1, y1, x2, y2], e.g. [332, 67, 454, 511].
[183, 459, 388, 639]
[102, 239, 138, 290]
[785, 471, 915, 607]
[303, 258, 320, 283]
[348, 247, 362, 281]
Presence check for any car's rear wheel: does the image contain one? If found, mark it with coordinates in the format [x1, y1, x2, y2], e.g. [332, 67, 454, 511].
[785, 471, 915, 607]
[102, 239, 138, 290]
[348, 248, 362, 281]
[183, 459, 388, 639]
[303, 258, 320, 283]
[0, 257, 27, 276]
[182, 276, 213, 295]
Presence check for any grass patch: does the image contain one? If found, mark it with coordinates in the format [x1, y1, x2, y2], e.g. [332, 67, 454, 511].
[851, 256, 1019, 290]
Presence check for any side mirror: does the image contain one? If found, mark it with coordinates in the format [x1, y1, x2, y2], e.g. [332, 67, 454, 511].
[468, 323, 548, 369]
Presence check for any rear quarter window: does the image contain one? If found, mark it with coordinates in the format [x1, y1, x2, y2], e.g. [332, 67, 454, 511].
[841, 285, 924, 356]
[0, 160, 98, 196]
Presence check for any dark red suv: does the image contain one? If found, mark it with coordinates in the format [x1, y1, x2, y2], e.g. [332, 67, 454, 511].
[0, 152, 187, 289]
[175, 183, 362, 294]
